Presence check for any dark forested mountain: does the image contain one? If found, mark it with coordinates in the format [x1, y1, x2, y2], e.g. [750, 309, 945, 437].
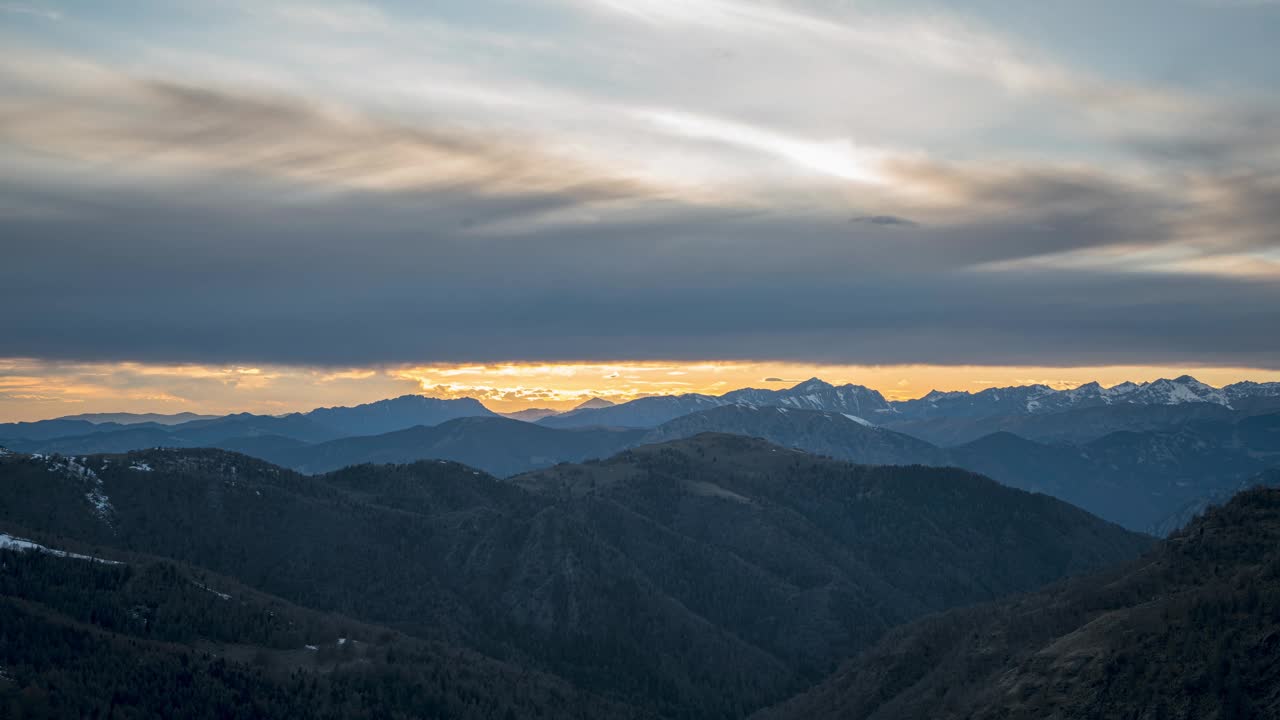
[240, 416, 646, 476]
[757, 486, 1280, 720]
[947, 414, 1280, 532]
[639, 406, 1278, 534]
[647, 407, 1280, 534]
[0, 533, 642, 720]
[11, 401, 1277, 536]
[1149, 469, 1280, 537]
[0, 440, 1147, 719]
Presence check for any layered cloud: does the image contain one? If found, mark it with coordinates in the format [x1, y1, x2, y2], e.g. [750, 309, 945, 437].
[0, 0, 1277, 373]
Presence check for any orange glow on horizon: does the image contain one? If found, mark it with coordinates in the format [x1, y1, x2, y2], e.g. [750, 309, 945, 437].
[2, 358, 1279, 423]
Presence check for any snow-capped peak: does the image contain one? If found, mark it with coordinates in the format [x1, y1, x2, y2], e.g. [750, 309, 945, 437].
[790, 377, 833, 392]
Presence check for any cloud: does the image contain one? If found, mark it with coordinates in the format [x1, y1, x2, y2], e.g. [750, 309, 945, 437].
[850, 215, 917, 228]
[0, 3, 61, 21]
[265, 2, 389, 32]
[1, 72, 1276, 370]
[1193, 0, 1280, 6]
[0, 60, 654, 203]
[1, 9, 1278, 372]
[566, 0, 1199, 120]
[3, 174, 1278, 369]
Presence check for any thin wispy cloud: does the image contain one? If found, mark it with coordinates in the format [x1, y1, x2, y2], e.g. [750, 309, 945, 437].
[0, 3, 61, 21]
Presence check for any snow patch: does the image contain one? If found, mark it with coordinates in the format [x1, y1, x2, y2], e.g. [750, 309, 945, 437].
[192, 580, 232, 601]
[129, 462, 153, 472]
[683, 480, 752, 504]
[44, 455, 114, 526]
[0, 532, 122, 565]
[841, 413, 874, 427]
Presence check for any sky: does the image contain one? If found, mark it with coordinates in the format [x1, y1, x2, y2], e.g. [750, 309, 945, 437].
[1, 0, 1278, 421]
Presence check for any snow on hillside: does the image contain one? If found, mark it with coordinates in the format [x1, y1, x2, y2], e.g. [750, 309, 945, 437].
[0, 532, 121, 564]
[41, 455, 116, 526]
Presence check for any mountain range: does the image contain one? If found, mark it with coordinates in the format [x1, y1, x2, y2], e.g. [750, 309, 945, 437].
[0, 437, 1149, 718]
[4, 376, 1279, 536]
[539, 375, 1280, 431]
[14, 402, 1276, 534]
[0, 395, 495, 446]
[538, 378, 896, 429]
[5, 376, 1278, 445]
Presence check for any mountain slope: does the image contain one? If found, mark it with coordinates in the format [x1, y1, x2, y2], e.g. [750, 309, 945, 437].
[302, 394, 497, 436]
[0, 440, 1148, 718]
[721, 378, 894, 418]
[539, 393, 725, 428]
[2, 396, 497, 452]
[641, 406, 1280, 534]
[639, 405, 1279, 534]
[0, 533, 642, 720]
[5, 412, 345, 455]
[250, 416, 646, 476]
[540, 378, 895, 429]
[641, 405, 937, 466]
[0, 418, 148, 443]
[883, 401, 1241, 446]
[502, 407, 562, 422]
[16, 403, 1270, 534]
[56, 411, 220, 425]
[947, 416, 1280, 532]
[891, 375, 1280, 422]
[757, 485, 1280, 720]
[510, 434, 1149, 679]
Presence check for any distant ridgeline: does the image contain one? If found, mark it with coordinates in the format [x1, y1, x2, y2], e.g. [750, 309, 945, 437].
[0, 437, 1150, 719]
[4, 376, 1277, 535]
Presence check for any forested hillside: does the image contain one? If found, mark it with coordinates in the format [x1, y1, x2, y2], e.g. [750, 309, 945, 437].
[0, 439, 1148, 718]
[0, 543, 643, 719]
[758, 487, 1280, 720]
